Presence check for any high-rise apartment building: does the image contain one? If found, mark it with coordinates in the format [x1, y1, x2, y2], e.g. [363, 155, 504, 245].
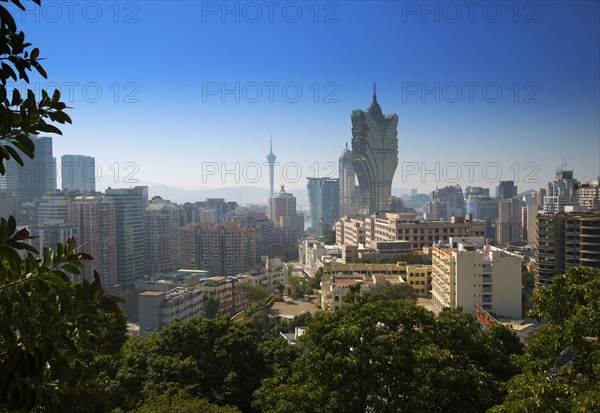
[61, 154, 96, 193]
[179, 221, 256, 276]
[496, 198, 524, 246]
[577, 177, 600, 210]
[351, 85, 398, 214]
[72, 195, 117, 287]
[535, 211, 600, 289]
[106, 186, 148, 287]
[145, 197, 181, 274]
[0, 136, 56, 202]
[269, 185, 303, 233]
[338, 145, 356, 217]
[307, 177, 339, 236]
[432, 238, 522, 318]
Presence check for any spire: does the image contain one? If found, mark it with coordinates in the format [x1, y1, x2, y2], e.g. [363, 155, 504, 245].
[270, 134, 273, 154]
[368, 82, 383, 118]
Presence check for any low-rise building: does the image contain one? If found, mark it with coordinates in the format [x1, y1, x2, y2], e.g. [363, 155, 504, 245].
[320, 261, 433, 311]
[139, 287, 205, 336]
[336, 213, 485, 251]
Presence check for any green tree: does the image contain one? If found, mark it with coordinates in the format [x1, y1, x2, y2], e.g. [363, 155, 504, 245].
[370, 283, 417, 302]
[133, 390, 241, 413]
[238, 284, 269, 310]
[203, 295, 220, 318]
[107, 316, 268, 412]
[253, 295, 522, 413]
[0, 2, 124, 411]
[308, 267, 323, 289]
[490, 267, 600, 413]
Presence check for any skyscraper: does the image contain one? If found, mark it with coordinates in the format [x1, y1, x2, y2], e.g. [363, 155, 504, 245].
[496, 197, 524, 246]
[106, 186, 148, 287]
[61, 154, 96, 193]
[351, 84, 398, 214]
[266, 139, 277, 215]
[497, 181, 518, 199]
[72, 194, 117, 288]
[307, 177, 340, 236]
[0, 136, 56, 202]
[338, 144, 356, 217]
[543, 169, 578, 213]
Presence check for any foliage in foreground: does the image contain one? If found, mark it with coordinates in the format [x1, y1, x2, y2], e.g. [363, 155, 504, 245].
[103, 316, 299, 413]
[253, 294, 523, 413]
[0, 217, 126, 412]
[1, 1, 124, 411]
[490, 266, 600, 413]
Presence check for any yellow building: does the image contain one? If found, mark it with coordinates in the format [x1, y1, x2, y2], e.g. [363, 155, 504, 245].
[320, 261, 433, 312]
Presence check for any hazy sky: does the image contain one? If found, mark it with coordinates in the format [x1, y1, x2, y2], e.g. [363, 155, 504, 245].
[11, 0, 600, 194]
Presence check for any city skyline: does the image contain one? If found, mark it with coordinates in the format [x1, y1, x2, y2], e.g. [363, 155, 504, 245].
[9, 1, 599, 194]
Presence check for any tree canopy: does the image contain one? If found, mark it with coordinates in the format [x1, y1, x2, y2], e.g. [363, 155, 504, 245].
[490, 266, 600, 413]
[253, 294, 523, 413]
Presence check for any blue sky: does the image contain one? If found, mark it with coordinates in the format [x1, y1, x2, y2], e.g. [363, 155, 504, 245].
[11, 0, 600, 194]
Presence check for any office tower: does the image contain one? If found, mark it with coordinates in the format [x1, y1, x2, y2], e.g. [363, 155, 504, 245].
[0, 192, 21, 220]
[339, 144, 356, 217]
[0, 136, 55, 202]
[428, 185, 465, 219]
[105, 186, 148, 287]
[577, 177, 600, 210]
[37, 192, 73, 224]
[410, 188, 418, 197]
[72, 195, 117, 287]
[496, 197, 524, 245]
[497, 181, 517, 199]
[145, 197, 181, 274]
[543, 169, 578, 213]
[61, 154, 96, 193]
[465, 186, 490, 198]
[307, 177, 340, 236]
[351, 84, 398, 214]
[475, 198, 499, 241]
[266, 139, 277, 212]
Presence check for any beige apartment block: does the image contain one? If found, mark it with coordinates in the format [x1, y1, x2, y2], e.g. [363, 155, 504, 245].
[336, 213, 485, 251]
[431, 239, 522, 319]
